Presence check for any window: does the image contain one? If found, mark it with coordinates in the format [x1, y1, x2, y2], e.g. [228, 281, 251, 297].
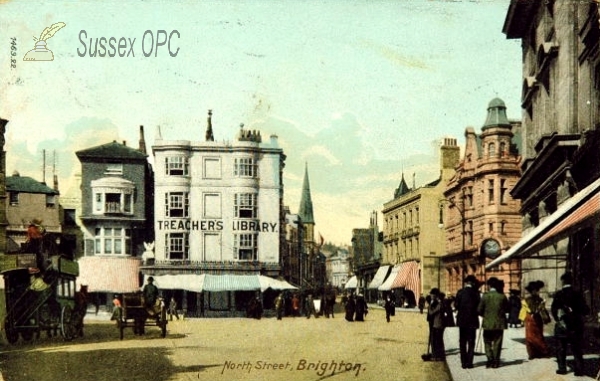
[466, 221, 473, 246]
[165, 192, 189, 217]
[488, 179, 495, 204]
[500, 179, 508, 204]
[9, 192, 18, 206]
[105, 162, 123, 175]
[488, 143, 496, 157]
[465, 187, 473, 207]
[46, 194, 56, 208]
[166, 232, 189, 260]
[234, 193, 257, 218]
[165, 156, 189, 176]
[93, 227, 131, 255]
[64, 209, 77, 226]
[105, 193, 121, 213]
[234, 157, 256, 177]
[234, 233, 257, 260]
[500, 142, 507, 156]
[501, 220, 507, 235]
[93, 191, 134, 214]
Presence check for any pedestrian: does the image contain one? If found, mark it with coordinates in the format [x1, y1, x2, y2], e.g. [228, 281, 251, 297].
[110, 294, 122, 322]
[305, 294, 318, 319]
[518, 281, 550, 360]
[354, 294, 368, 321]
[418, 294, 426, 314]
[477, 277, 509, 369]
[275, 292, 285, 320]
[143, 276, 159, 311]
[426, 288, 445, 361]
[551, 272, 589, 376]
[508, 289, 522, 328]
[291, 293, 300, 317]
[455, 275, 480, 369]
[441, 293, 455, 327]
[344, 292, 356, 322]
[384, 294, 395, 323]
[168, 296, 180, 321]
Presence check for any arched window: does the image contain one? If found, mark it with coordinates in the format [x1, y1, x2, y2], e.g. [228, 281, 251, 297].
[488, 143, 496, 157]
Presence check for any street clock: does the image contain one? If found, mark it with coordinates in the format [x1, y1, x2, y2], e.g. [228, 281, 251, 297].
[482, 239, 501, 259]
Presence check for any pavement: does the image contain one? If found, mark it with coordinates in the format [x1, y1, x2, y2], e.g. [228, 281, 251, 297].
[443, 322, 600, 381]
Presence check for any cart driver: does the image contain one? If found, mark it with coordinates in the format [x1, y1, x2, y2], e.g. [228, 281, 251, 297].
[142, 276, 159, 313]
[28, 267, 49, 291]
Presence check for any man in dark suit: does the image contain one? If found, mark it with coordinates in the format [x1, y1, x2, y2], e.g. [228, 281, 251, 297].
[455, 275, 481, 369]
[551, 272, 589, 376]
[478, 277, 509, 368]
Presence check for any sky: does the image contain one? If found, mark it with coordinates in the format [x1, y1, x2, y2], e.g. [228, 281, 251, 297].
[0, 0, 522, 245]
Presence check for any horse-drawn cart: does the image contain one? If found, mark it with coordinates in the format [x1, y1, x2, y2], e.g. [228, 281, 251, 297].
[1, 254, 83, 344]
[114, 293, 167, 340]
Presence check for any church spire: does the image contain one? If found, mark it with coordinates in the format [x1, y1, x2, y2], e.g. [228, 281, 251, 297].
[298, 163, 315, 224]
[205, 109, 214, 142]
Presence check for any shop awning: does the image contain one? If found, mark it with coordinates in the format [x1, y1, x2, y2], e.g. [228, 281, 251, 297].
[345, 275, 358, 289]
[78, 256, 141, 293]
[391, 260, 421, 297]
[378, 264, 401, 291]
[487, 176, 600, 268]
[149, 274, 205, 293]
[258, 275, 299, 292]
[202, 274, 261, 292]
[368, 265, 390, 289]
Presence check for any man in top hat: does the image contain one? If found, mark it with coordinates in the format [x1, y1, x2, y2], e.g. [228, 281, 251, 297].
[426, 288, 446, 361]
[551, 272, 589, 376]
[478, 277, 509, 368]
[455, 275, 481, 369]
[143, 276, 159, 311]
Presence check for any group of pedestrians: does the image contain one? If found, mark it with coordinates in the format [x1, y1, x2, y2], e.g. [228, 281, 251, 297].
[342, 292, 368, 322]
[429, 271, 589, 377]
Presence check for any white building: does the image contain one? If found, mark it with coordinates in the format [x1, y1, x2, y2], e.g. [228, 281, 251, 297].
[148, 112, 286, 316]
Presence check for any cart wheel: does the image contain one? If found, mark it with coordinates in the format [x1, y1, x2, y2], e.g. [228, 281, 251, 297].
[20, 330, 34, 342]
[60, 305, 75, 341]
[4, 318, 18, 344]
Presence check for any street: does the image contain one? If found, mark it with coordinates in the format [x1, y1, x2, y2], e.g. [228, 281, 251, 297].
[0, 307, 451, 381]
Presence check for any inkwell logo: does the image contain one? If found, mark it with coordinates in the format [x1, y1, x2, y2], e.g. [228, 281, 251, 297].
[23, 22, 66, 61]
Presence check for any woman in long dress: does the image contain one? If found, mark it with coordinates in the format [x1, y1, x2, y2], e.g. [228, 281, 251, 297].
[519, 281, 550, 359]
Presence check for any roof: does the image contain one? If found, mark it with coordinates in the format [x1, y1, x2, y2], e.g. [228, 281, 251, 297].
[76, 141, 148, 161]
[6, 174, 58, 195]
[394, 174, 410, 198]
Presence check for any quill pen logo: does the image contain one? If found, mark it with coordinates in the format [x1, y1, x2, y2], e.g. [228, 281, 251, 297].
[23, 22, 66, 61]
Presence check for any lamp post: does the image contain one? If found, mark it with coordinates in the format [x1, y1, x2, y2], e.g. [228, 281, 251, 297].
[439, 198, 467, 292]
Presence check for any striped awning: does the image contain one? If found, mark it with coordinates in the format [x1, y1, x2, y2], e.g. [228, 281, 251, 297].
[391, 260, 421, 298]
[345, 275, 358, 289]
[202, 274, 261, 292]
[378, 264, 401, 291]
[368, 265, 390, 289]
[78, 256, 141, 293]
[149, 274, 205, 293]
[488, 176, 600, 268]
[258, 275, 299, 292]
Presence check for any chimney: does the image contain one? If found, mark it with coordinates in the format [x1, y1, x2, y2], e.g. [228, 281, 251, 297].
[139, 125, 147, 154]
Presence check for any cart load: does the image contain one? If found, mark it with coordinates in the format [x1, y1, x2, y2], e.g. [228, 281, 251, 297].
[1, 254, 82, 344]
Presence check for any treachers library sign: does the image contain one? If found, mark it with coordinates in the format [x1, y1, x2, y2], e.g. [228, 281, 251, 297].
[157, 219, 278, 232]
